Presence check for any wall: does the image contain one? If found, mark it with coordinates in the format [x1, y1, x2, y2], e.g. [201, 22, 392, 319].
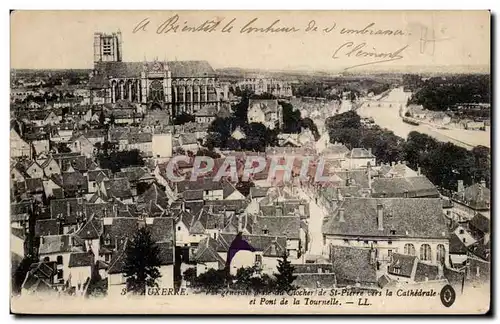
[325, 236, 450, 267]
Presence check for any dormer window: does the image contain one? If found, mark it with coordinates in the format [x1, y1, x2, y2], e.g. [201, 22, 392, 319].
[390, 230, 396, 235]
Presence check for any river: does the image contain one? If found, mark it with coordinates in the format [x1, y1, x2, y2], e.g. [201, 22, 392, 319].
[356, 87, 490, 150]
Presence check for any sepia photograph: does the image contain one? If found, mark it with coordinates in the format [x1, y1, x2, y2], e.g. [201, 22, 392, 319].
[9, 10, 491, 314]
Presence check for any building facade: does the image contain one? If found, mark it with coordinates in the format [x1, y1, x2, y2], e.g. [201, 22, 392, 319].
[89, 31, 229, 120]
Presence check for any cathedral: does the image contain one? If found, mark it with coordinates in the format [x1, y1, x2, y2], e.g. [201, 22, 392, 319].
[89, 31, 229, 117]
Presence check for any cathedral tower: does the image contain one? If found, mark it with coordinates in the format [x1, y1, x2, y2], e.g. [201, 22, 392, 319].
[93, 30, 122, 65]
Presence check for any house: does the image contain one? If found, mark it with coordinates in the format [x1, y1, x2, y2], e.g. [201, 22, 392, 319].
[323, 198, 450, 267]
[49, 197, 86, 234]
[127, 132, 153, 157]
[38, 234, 86, 285]
[11, 128, 31, 158]
[152, 133, 173, 161]
[68, 134, 95, 157]
[387, 253, 444, 284]
[40, 157, 61, 177]
[345, 148, 376, 169]
[371, 176, 439, 198]
[453, 224, 477, 248]
[252, 216, 304, 259]
[106, 217, 175, 295]
[31, 138, 51, 155]
[449, 234, 468, 268]
[21, 261, 59, 296]
[218, 233, 288, 276]
[330, 245, 378, 288]
[192, 236, 226, 276]
[452, 180, 490, 219]
[247, 99, 283, 130]
[101, 178, 134, 203]
[10, 163, 26, 183]
[469, 212, 490, 244]
[377, 162, 419, 178]
[194, 106, 217, 124]
[87, 169, 111, 193]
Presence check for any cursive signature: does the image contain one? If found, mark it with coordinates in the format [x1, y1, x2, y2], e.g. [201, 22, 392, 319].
[332, 41, 408, 71]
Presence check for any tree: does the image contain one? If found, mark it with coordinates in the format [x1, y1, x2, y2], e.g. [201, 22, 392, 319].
[273, 253, 297, 293]
[183, 267, 197, 287]
[193, 268, 227, 292]
[98, 110, 106, 127]
[123, 227, 162, 295]
[12, 255, 38, 295]
[174, 113, 196, 125]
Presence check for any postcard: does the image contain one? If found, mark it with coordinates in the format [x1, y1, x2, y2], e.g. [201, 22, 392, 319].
[10, 10, 490, 314]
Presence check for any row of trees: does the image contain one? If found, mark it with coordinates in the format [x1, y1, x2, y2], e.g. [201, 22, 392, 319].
[407, 75, 490, 111]
[325, 111, 491, 190]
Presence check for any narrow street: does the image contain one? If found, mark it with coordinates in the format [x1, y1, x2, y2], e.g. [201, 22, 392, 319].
[296, 185, 329, 257]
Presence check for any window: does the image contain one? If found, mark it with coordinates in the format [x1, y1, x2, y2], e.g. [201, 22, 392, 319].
[390, 230, 396, 235]
[388, 240, 393, 245]
[364, 241, 369, 245]
[104, 236, 111, 246]
[404, 243, 416, 256]
[459, 229, 464, 234]
[263, 229, 269, 235]
[388, 250, 393, 258]
[177, 226, 181, 231]
[420, 244, 432, 261]
[343, 239, 349, 244]
[105, 254, 111, 262]
[463, 238, 466, 243]
[57, 270, 63, 281]
[11, 173, 14, 179]
[436, 244, 446, 264]
[56, 255, 63, 264]
[393, 266, 401, 275]
[255, 254, 262, 265]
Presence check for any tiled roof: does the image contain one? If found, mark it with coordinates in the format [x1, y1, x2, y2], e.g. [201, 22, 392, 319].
[293, 264, 334, 274]
[322, 197, 449, 239]
[50, 198, 85, 225]
[294, 273, 337, 289]
[331, 245, 377, 285]
[414, 262, 440, 282]
[192, 237, 225, 269]
[137, 183, 169, 208]
[349, 148, 374, 159]
[218, 233, 287, 257]
[371, 176, 439, 198]
[388, 253, 417, 278]
[148, 217, 175, 243]
[35, 219, 60, 237]
[68, 252, 94, 268]
[253, 216, 301, 239]
[449, 234, 468, 254]
[76, 217, 103, 240]
[87, 169, 111, 182]
[94, 60, 216, 78]
[38, 234, 85, 255]
[469, 212, 490, 234]
[453, 183, 490, 210]
[248, 99, 279, 114]
[104, 178, 133, 199]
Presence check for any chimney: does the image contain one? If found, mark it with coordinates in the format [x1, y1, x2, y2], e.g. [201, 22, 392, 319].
[66, 202, 71, 217]
[457, 180, 464, 193]
[368, 148, 372, 155]
[376, 203, 384, 231]
[417, 166, 421, 176]
[237, 215, 243, 231]
[391, 161, 395, 167]
[336, 187, 343, 201]
[338, 208, 345, 222]
[367, 163, 372, 190]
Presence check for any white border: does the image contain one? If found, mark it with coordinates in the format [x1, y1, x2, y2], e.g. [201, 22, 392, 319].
[2, 1, 498, 322]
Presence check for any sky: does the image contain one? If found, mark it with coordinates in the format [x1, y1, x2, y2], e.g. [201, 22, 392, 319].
[10, 10, 490, 72]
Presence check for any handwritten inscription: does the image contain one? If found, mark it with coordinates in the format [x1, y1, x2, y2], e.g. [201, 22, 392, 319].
[132, 16, 406, 37]
[131, 15, 446, 71]
[332, 42, 408, 70]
